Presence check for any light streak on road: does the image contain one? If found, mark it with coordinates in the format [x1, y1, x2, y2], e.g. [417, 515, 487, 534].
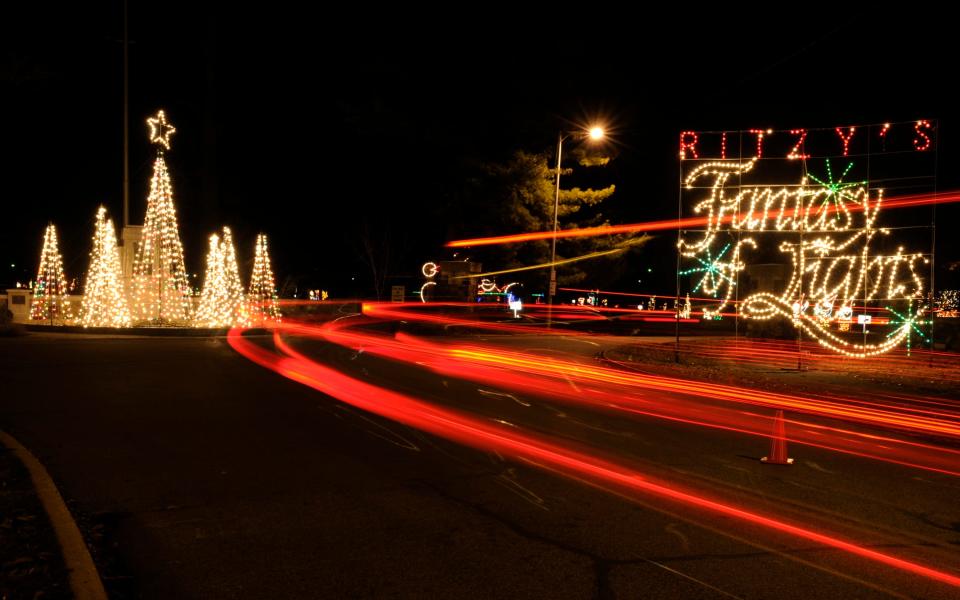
[282, 318, 960, 477]
[228, 325, 960, 590]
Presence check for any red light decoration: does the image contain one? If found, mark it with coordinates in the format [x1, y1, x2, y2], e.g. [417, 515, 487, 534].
[748, 129, 769, 158]
[835, 126, 856, 156]
[679, 131, 698, 159]
[914, 120, 932, 151]
[787, 129, 808, 160]
[674, 121, 933, 161]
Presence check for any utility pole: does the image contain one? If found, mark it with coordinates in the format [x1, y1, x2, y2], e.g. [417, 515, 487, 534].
[123, 0, 130, 228]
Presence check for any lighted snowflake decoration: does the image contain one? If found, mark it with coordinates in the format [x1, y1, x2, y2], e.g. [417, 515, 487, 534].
[807, 159, 865, 221]
[680, 242, 734, 296]
[885, 301, 931, 355]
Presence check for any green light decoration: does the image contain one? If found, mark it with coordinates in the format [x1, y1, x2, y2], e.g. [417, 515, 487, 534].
[807, 158, 866, 220]
[679, 242, 733, 296]
[885, 300, 931, 356]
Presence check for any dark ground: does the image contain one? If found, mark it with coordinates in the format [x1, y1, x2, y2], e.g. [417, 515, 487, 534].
[0, 441, 71, 600]
[0, 332, 958, 599]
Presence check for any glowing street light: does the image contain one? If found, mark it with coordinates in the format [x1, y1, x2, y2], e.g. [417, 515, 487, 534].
[548, 125, 605, 327]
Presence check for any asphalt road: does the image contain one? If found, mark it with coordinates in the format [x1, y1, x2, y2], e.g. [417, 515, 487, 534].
[1, 332, 958, 599]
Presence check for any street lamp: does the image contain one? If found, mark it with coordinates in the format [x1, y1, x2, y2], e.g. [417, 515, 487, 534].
[547, 125, 605, 326]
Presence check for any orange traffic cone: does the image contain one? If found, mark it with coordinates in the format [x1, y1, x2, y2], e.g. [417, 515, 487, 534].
[761, 409, 794, 465]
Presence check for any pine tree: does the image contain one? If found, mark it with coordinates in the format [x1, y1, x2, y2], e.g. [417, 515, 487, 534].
[80, 207, 132, 327]
[129, 110, 192, 324]
[31, 223, 73, 323]
[453, 148, 645, 288]
[245, 233, 281, 325]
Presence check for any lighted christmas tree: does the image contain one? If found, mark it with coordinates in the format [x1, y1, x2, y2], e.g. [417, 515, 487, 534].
[129, 110, 192, 324]
[245, 233, 282, 325]
[196, 234, 225, 327]
[31, 223, 73, 323]
[195, 227, 245, 327]
[220, 227, 245, 324]
[80, 207, 132, 327]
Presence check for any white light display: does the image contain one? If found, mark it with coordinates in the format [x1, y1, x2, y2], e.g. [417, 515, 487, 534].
[196, 227, 247, 327]
[245, 233, 281, 325]
[130, 110, 192, 323]
[679, 158, 927, 357]
[31, 224, 73, 322]
[80, 207, 132, 327]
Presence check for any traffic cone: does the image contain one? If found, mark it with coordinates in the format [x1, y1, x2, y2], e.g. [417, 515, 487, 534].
[761, 409, 794, 465]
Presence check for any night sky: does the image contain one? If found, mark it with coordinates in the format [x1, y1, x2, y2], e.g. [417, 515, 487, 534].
[4, 5, 958, 296]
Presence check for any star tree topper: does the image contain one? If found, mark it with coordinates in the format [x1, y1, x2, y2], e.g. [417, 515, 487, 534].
[147, 110, 176, 150]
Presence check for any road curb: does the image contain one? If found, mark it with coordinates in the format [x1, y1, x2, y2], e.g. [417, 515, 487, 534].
[0, 431, 108, 600]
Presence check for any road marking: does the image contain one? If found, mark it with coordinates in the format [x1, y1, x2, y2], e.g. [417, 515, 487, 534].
[804, 461, 836, 474]
[642, 557, 744, 599]
[478, 388, 531, 407]
[0, 430, 108, 600]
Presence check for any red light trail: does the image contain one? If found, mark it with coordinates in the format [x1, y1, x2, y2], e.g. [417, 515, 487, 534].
[446, 190, 960, 248]
[228, 322, 960, 589]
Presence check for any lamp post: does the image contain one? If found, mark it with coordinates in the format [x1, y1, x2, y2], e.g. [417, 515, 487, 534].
[547, 126, 604, 327]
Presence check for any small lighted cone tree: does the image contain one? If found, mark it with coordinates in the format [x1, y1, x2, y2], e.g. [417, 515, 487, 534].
[220, 227, 245, 325]
[129, 110, 192, 324]
[244, 233, 282, 326]
[80, 207, 132, 327]
[196, 234, 226, 327]
[31, 224, 73, 323]
[195, 228, 245, 328]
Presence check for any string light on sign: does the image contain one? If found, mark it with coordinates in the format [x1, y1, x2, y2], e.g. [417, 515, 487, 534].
[835, 127, 855, 156]
[806, 158, 865, 221]
[679, 242, 735, 296]
[914, 120, 933, 151]
[679, 131, 699, 159]
[747, 129, 771, 158]
[885, 301, 930, 356]
[787, 129, 808, 160]
[676, 121, 935, 161]
[679, 156, 928, 357]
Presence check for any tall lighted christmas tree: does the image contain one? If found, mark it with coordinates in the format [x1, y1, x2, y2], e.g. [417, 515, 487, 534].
[80, 207, 131, 327]
[195, 227, 245, 327]
[196, 233, 225, 327]
[220, 227, 245, 323]
[31, 223, 73, 323]
[129, 110, 192, 324]
[245, 233, 282, 325]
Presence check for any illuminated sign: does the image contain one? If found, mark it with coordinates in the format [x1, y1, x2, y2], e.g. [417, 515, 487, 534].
[678, 121, 934, 357]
